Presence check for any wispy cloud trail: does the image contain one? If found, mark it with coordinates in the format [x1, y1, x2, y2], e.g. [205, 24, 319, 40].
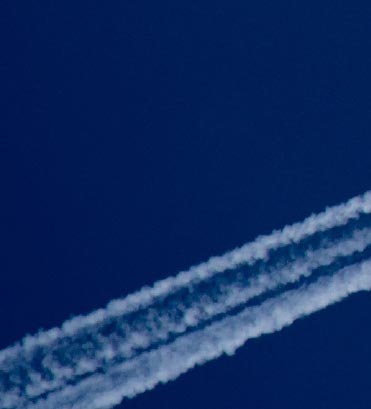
[1, 191, 371, 408]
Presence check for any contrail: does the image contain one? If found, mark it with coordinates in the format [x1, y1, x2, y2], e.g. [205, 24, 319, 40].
[4, 227, 371, 405]
[1, 191, 371, 408]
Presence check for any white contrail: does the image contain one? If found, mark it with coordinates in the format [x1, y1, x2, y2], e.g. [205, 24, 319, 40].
[2, 226, 371, 407]
[2, 189, 370, 362]
[1, 191, 371, 408]
[24, 259, 371, 409]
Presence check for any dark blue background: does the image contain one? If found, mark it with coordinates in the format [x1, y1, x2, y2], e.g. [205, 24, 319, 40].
[1, 1, 371, 408]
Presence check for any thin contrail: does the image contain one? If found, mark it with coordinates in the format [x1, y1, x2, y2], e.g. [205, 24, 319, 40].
[4, 227, 371, 404]
[1, 191, 371, 408]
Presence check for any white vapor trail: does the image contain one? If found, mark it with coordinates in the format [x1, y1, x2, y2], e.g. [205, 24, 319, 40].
[1, 191, 371, 408]
[4, 227, 371, 406]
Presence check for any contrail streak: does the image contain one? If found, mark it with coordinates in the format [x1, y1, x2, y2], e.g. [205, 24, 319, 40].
[4, 227, 371, 404]
[1, 191, 371, 408]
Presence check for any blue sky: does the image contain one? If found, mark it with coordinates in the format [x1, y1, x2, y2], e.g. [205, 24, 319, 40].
[1, 1, 371, 408]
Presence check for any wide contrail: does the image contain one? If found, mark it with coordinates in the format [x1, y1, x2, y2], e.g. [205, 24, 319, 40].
[1, 191, 371, 409]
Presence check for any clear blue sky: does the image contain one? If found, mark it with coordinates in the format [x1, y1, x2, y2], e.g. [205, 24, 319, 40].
[1, 1, 371, 408]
